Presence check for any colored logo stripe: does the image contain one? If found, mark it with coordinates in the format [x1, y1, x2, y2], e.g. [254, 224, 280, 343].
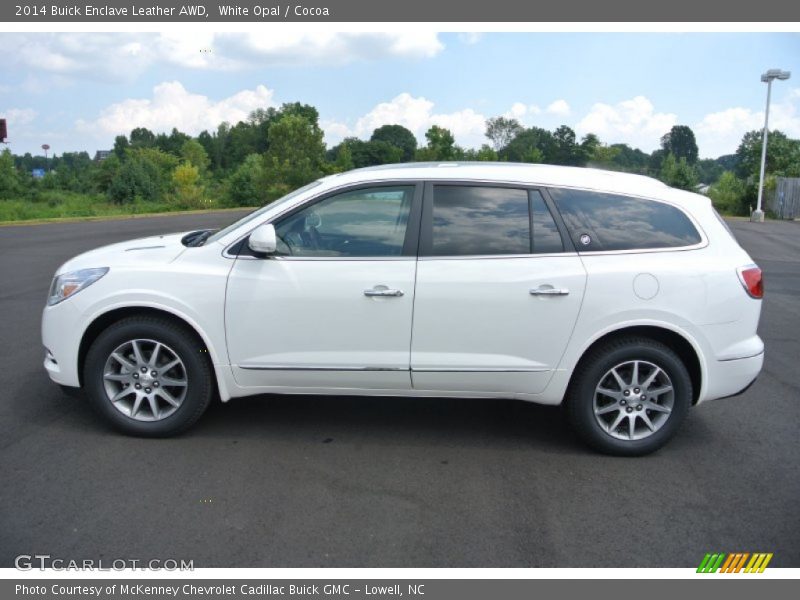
[697, 552, 773, 573]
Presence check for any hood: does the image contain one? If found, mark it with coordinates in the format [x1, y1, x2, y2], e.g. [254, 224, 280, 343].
[56, 232, 191, 275]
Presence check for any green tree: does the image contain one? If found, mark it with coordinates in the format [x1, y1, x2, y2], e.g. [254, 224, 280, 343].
[129, 127, 157, 148]
[660, 125, 699, 165]
[0, 148, 20, 198]
[735, 129, 800, 180]
[502, 127, 555, 163]
[113, 135, 129, 160]
[417, 125, 457, 161]
[224, 153, 266, 206]
[485, 117, 523, 151]
[659, 153, 698, 191]
[262, 114, 326, 196]
[709, 171, 747, 215]
[180, 139, 210, 174]
[171, 162, 206, 209]
[370, 124, 417, 161]
[108, 147, 177, 204]
[108, 156, 157, 204]
[552, 125, 582, 166]
[344, 138, 403, 168]
[156, 128, 191, 156]
[332, 141, 355, 172]
[462, 144, 498, 161]
[93, 154, 120, 193]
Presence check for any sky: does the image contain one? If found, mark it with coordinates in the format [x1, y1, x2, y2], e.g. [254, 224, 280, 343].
[1, 32, 799, 159]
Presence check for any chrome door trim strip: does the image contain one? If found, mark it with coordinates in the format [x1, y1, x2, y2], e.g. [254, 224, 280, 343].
[411, 367, 549, 373]
[238, 365, 408, 372]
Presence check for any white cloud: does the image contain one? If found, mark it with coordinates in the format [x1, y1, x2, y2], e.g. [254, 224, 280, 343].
[0, 32, 444, 84]
[325, 93, 488, 148]
[457, 33, 484, 45]
[546, 99, 571, 117]
[695, 88, 800, 157]
[504, 102, 541, 121]
[76, 81, 276, 137]
[576, 96, 677, 151]
[2, 108, 37, 126]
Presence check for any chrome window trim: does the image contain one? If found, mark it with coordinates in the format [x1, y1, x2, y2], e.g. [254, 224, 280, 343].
[222, 178, 422, 260]
[418, 252, 579, 261]
[545, 184, 709, 253]
[222, 177, 709, 259]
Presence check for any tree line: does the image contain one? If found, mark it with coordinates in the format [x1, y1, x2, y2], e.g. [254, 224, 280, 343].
[1, 101, 799, 219]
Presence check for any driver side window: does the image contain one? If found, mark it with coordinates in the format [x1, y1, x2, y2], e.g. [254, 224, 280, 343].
[274, 186, 415, 257]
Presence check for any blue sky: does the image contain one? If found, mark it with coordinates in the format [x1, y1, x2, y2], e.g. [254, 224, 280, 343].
[1, 32, 798, 158]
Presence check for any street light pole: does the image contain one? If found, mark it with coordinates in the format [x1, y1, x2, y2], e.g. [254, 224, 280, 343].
[753, 69, 791, 223]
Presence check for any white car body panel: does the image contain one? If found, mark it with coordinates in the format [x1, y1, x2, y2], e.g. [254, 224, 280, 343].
[42, 163, 764, 411]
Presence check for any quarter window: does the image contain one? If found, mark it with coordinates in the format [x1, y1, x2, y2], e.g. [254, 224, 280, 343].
[430, 186, 530, 256]
[274, 186, 414, 257]
[550, 188, 702, 251]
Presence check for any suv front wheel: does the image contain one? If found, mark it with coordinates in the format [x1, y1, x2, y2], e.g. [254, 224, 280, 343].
[566, 337, 692, 456]
[83, 316, 213, 436]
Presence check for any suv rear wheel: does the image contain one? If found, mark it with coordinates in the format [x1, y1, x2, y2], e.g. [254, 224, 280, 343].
[566, 337, 692, 456]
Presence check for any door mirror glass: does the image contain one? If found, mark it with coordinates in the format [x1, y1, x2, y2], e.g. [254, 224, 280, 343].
[248, 223, 277, 255]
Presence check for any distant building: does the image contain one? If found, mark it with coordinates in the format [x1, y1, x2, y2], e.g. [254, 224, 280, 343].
[694, 183, 711, 195]
[94, 150, 112, 162]
[32, 168, 45, 179]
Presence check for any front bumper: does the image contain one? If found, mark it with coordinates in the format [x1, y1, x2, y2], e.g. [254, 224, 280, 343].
[41, 300, 83, 388]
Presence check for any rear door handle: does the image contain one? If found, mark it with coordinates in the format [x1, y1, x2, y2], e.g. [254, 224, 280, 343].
[530, 287, 570, 296]
[364, 287, 404, 297]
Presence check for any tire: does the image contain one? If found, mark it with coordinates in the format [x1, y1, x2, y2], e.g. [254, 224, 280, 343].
[565, 336, 692, 456]
[83, 316, 213, 437]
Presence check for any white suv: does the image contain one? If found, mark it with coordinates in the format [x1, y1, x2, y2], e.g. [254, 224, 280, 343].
[42, 163, 764, 455]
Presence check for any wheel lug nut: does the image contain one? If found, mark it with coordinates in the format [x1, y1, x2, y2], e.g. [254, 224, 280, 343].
[623, 390, 630, 396]
[151, 371, 157, 377]
[620, 399, 627, 406]
[634, 388, 640, 393]
[636, 405, 643, 411]
[133, 373, 139, 379]
[145, 387, 151, 393]
[626, 407, 633, 413]
[153, 381, 159, 387]
[134, 383, 141, 389]
[141, 367, 147, 373]
[640, 394, 646, 400]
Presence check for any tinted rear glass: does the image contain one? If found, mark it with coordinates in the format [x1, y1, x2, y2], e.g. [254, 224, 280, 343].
[431, 186, 530, 256]
[550, 188, 702, 251]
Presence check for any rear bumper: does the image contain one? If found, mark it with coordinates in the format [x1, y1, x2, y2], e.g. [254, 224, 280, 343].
[700, 350, 764, 403]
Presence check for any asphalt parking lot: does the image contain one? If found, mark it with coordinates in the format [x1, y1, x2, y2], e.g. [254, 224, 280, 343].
[0, 212, 798, 568]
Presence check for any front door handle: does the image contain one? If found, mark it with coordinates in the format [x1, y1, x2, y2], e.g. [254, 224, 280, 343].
[364, 287, 404, 297]
[530, 287, 570, 296]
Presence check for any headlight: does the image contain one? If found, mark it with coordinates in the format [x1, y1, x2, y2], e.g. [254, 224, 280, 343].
[47, 268, 109, 306]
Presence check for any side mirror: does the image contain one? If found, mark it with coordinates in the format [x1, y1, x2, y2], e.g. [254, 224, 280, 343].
[248, 223, 277, 255]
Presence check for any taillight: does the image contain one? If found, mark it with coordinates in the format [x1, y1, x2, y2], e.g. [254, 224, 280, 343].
[737, 265, 763, 299]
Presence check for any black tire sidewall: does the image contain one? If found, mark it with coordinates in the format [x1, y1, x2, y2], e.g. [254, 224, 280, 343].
[83, 318, 212, 437]
[569, 339, 692, 456]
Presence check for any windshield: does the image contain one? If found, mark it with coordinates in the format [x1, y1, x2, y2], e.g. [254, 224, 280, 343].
[205, 180, 324, 244]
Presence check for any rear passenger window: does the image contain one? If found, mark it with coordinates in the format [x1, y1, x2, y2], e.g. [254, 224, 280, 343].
[549, 188, 702, 251]
[431, 186, 530, 256]
[531, 191, 564, 254]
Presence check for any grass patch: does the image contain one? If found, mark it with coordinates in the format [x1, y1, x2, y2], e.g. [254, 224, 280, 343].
[0, 191, 252, 224]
